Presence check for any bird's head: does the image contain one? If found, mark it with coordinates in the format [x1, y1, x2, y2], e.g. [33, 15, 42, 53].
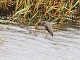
[41, 21, 48, 26]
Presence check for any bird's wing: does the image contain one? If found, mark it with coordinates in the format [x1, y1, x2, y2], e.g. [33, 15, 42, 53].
[44, 24, 53, 36]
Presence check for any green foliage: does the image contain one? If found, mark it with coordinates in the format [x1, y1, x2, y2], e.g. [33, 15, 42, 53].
[0, 0, 80, 27]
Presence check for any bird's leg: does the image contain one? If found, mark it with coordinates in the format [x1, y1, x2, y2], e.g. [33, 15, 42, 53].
[45, 32, 48, 37]
[34, 31, 38, 37]
[42, 30, 48, 38]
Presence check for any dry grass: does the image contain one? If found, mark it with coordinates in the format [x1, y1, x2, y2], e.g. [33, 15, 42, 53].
[0, 0, 80, 28]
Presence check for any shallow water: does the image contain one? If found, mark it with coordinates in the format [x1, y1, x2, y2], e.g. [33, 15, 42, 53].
[0, 24, 80, 60]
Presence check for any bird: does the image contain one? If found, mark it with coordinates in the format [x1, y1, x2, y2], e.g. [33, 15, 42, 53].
[41, 21, 53, 36]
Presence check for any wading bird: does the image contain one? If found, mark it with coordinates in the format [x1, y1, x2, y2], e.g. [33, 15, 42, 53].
[41, 21, 53, 36]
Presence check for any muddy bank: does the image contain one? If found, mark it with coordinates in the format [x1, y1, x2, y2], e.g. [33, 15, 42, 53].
[0, 24, 80, 60]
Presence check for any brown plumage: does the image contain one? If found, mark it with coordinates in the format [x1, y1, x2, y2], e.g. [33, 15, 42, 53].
[41, 21, 53, 36]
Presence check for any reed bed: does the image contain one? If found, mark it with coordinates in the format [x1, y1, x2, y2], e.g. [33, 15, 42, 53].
[0, 0, 80, 28]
